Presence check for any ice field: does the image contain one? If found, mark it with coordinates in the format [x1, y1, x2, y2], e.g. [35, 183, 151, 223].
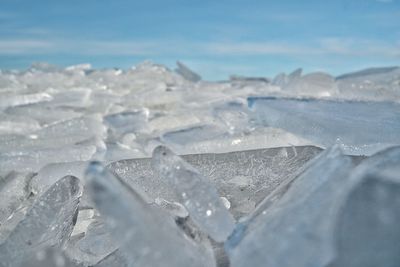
[0, 62, 399, 266]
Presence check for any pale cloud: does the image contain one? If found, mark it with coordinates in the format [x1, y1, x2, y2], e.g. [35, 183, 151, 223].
[204, 38, 400, 58]
[0, 37, 398, 59]
[0, 39, 162, 56]
[70, 41, 160, 56]
[0, 40, 54, 54]
[318, 37, 400, 57]
[204, 42, 320, 55]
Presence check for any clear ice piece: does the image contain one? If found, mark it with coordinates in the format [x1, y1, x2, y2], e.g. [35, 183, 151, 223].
[336, 67, 400, 101]
[30, 161, 87, 195]
[331, 147, 400, 267]
[109, 146, 322, 219]
[0, 92, 53, 110]
[66, 219, 119, 266]
[175, 61, 201, 82]
[0, 144, 96, 175]
[152, 146, 236, 242]
[85, 162, 216, 267]
[0, 172, 35, 224]
[0, 176, 82, 267]
[227, 147, 354, 267]
[249, 97, 400, 155]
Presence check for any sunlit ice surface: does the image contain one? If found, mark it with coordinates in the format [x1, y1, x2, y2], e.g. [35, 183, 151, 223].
[0, 61, 399, 267]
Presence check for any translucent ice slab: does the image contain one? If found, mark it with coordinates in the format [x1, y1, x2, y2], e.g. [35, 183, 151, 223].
[152, 146, 236, 242]
[0, 176, 82, 267]
[249, 97, 400, 155]
[85, 162, 216, 267]
[108, 146, 322, 218]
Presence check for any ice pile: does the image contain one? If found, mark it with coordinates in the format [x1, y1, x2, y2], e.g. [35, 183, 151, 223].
[0, 61, 400, 266]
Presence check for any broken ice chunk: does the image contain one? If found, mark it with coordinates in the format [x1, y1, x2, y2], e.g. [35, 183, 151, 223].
[175, 61, 201, 82]
[0, 176, 82, 267]
[30, 161, 87, 195]
[227, 147, 354, 267]
[146, 113, 202, 135]
[162, 127, 315, 155]
[212, 101, 250, 135]
[161, 125, 226, 146]
[0, 144, 96, 175]
[70, 208, 95, 236]
[0, 172, 35, 224]
[5, 104, 81, 126]
[66, 219, 119, 266]
[0, 92, 53, 110]
[249, 97, 400, 155]
[0, 114, 41, 135]
[108, 146, 322, 219]
[330, 146, 400, 267]
[36, 116, 106, 144]
[45, 87, 92, 109]
[0, 116, 106, 155]
[152, 146, 235, 242]
[336, 67, 400, 102]
[288, 72, 338, 97]
[104, 110, 148, 139]
[85, 162, 216, 267]
[332, 173, 400, 267]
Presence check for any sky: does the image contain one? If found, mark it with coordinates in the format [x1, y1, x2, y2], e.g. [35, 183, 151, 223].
[0, 0, 399, 80]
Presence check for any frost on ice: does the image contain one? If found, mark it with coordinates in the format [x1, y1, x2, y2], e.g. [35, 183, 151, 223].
[152, 145, 235, 242]
[0, 62, 400, 266]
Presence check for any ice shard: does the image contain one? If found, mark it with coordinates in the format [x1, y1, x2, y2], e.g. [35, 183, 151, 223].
[152, 146, 235, 242]
[0, 172, 35, 224]
[336, 66, 400, 102]
[0, 175, 82, 267]
[0, 92, 53, 110]
[175, 61, 201, 82]
[226, 147, 354, 267]
[0, 144, 96, 175]
[0, 114, 41, 135]
[249, 97, 400, 155]
[29, 161, 87, 195]
[85, 162, 216, 267]
[330, 147, 400, 267]
[228, 146, 400, 267]
[66, 219, 119, 266]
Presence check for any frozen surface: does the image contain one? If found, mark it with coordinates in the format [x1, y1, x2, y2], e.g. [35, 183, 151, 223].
[0, 62, 399, 266]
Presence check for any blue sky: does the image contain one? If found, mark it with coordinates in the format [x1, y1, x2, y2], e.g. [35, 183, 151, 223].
[0, 0, 399, 80]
